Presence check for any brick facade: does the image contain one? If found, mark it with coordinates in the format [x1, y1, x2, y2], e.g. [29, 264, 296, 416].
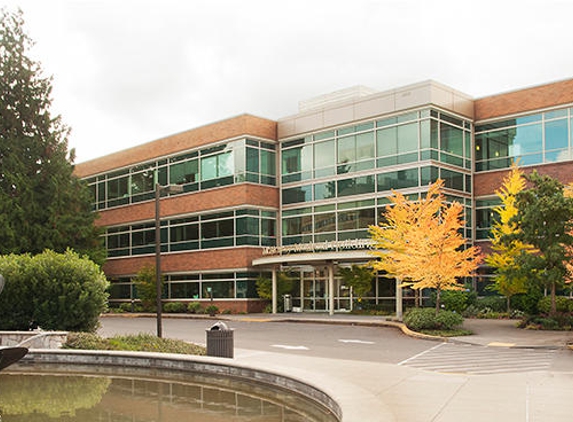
[75, 114, 277, 177]
[475, 79, 573, 121]
[97, 184, 279, 227]
[103, 248, 264, 276]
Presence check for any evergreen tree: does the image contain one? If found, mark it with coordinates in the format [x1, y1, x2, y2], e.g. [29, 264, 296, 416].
[0, 9, 104, 263]
[507, 171, 573, 314]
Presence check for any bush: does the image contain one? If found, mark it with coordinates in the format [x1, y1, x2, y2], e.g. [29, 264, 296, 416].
[403, 308, 463, 331]
[475, 295, 506, 313]
[64, 332, 206, 355]
[511, 290, 543, 314]
[205, 305, 219, 316]
[0, 250, 109, 332]
[439, 290, 475, 313]
[187, 302, 203, 314]
[164, 302, 187, 313]
[537, 296, 573, 314]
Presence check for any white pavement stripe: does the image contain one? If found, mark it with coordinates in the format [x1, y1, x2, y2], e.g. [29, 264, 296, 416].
[271, 344, 309, 350]
[397, 342, 445, 366]
[401, 343, 555, 375]
[338, 339, 376, 344]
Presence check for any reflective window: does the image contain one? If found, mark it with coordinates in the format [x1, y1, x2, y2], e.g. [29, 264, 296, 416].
[377, 168, 419, 192]
[86, 139, 276, 211]
[314, 140, 335, 177]
[476, 108, 571, 171]
[337, 175, 375, 197]
[282, 185, 312, 204]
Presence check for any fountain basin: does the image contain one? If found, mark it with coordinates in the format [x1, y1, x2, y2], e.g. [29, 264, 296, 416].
[13, 349, 342, 421]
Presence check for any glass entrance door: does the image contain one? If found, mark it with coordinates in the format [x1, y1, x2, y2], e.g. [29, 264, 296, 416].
[302, 268, 327, 311]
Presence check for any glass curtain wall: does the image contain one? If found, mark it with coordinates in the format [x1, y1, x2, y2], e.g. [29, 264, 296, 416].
[475, 107, 573, 172]
[105, 209, 277, 258]
[108, 271, 264, 302]
[87, 139, 276, 211]
[280, 108, 473, 246]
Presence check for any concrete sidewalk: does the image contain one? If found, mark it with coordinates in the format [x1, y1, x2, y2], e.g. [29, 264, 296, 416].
[223, 313, 573, 421]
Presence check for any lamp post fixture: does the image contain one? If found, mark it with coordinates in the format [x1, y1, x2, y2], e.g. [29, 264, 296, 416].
[155, 183, 183, 338]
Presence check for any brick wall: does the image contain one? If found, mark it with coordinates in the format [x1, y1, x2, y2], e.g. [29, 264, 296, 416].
[75, 114, 278, 177]
[475, 79, 573, 121]
[474, 161, 573, 197]
[97, 184, 279, 227]
[103, 247, 264, 276]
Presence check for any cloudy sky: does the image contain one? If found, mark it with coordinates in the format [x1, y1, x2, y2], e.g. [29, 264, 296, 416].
[3, 0, 573, 163]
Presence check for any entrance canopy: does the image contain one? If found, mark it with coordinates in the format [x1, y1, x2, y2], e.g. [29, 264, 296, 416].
[252, 249, 374, 315]
[252, 250, 373, 268]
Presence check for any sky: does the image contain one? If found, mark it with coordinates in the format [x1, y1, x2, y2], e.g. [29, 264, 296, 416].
[3, 0, 573, 163]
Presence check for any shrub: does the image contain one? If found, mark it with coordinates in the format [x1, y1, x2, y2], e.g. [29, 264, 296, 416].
[476, 295, 506, 313]
[205, 305, 219, 316]
[403, 308, 463, 331]
[64, 332, 206, 355]
[511, 290, 543, 314]
[187, 302, 203, 314]
[537, 296, 572, 314]
[0, 250, 109, 332]
[164, 302, 186, 313]
[118, 303, 133, 313]
[439, 290, 474, 313]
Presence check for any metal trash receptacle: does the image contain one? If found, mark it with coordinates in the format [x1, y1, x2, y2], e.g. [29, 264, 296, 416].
[206, 321, 234, 358]
[283, 294, 292, 312]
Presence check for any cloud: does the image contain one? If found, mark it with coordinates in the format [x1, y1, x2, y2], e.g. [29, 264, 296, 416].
[3, 0, 573, 162]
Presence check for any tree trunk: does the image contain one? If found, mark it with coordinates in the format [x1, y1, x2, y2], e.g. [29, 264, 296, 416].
[506, 295, 511, 314]
[435, 289, 441, 314]
[550, 282, 557, 315]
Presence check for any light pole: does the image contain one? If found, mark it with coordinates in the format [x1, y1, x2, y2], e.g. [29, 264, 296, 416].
[155, 183, 183, 338]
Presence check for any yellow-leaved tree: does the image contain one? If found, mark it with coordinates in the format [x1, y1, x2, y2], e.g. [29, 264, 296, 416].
[485, 163, 534, 311]
[563, 183, 573, 286]
[369, 179, 482, 313]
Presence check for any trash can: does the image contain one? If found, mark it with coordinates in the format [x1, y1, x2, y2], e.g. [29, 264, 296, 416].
[206, 321, 234, 358]
[283, 294, 292, 312]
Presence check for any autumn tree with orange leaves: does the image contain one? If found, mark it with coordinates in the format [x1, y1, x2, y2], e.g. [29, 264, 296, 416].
[369, 180, 482, 313]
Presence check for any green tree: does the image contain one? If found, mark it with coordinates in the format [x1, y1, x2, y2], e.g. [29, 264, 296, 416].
[0, 9, 104, 264]
[256, 272, 293, 311]
[507, 171, 573, 314]
[133, 264, 163, 312]
[338, 264, 374, 300]
[486, 163, 531, 311]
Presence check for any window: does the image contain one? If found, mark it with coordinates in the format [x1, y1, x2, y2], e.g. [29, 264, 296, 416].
[282, 185, 312, 204]
[377, 169, 419, 192]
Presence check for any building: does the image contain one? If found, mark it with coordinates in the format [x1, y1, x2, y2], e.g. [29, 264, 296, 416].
[74, 78, 573, 314]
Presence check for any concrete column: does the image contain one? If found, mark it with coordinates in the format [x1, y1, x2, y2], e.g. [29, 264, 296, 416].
[395, 278, 403, 320]
[272, 268, 277, 314]
[328, 263, 335, 316]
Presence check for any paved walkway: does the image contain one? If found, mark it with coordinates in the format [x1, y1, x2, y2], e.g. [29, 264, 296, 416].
[104, 313, 573, 421]
[220, 312, 573, 349]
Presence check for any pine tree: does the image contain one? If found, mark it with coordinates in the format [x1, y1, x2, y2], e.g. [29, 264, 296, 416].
[0, 9, 104, 263]
[369, 180, 482, 312]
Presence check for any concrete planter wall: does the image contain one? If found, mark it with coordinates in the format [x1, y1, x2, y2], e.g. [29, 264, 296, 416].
[0, 331, 68, 349]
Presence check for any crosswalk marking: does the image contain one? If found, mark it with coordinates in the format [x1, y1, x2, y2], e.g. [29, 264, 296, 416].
[399, 343, 556, 375]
